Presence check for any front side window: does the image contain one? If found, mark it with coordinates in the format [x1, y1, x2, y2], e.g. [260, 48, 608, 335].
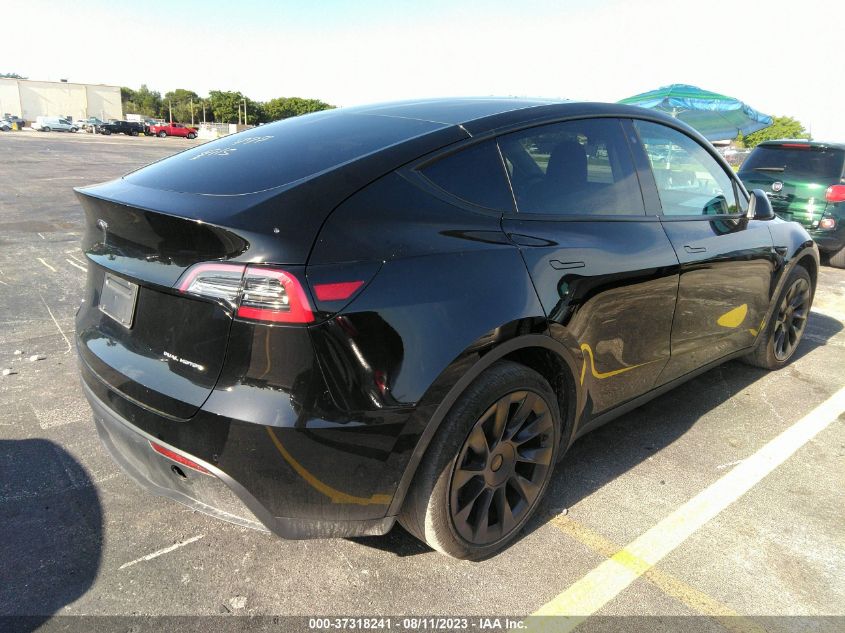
[634, 120, 741, 216]
[497, 118, 644, 216]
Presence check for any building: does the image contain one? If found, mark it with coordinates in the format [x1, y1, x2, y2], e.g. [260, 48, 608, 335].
[0, 78, 122, 122]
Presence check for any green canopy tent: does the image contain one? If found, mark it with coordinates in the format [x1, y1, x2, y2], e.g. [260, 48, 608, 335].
[619, 84, 772, 141]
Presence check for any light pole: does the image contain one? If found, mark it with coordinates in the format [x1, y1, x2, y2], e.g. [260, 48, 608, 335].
[242, 98, 248, 126]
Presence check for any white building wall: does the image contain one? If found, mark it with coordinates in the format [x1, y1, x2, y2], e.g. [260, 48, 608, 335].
[0, 80, 22, 117]
[86, 84, 122, 121]
[0, 78, 122, 121]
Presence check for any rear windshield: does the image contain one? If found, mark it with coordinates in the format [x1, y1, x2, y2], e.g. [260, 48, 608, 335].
[739, 145, 845, 182]
[125, 110, 449, 195]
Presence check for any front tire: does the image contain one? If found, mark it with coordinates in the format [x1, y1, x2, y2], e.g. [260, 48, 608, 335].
[187, 132, 197, 139]
[744, 266, 812, 369]
[400, 361, 561, 560]
[158, 131, 167, 138]
[829, 245, 845, 269]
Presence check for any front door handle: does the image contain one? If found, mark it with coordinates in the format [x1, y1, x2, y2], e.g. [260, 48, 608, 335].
[683, 245, 707, 254]
[550, 259, 585, 270]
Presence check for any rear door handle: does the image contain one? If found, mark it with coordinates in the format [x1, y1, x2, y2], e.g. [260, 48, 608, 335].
[683, 245, 707, 254]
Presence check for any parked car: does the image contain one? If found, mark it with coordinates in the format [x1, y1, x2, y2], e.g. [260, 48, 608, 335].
[75, 99, 818, 560]
[75, 117, 104, 132]
[2, 115, 24, 130]
[33, 116, 78, 133]
[739, 140, 845, 268]
[96, 120, 144, 136]
[148, 122, 198, 139]
[0, 119, 10, 132]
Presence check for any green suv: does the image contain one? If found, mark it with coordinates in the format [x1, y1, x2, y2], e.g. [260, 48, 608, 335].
[739, 140, 845, 267]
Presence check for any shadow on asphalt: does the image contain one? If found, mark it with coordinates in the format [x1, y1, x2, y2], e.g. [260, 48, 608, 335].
[354, 312, 842, 559]
[0, 439, 103, 630]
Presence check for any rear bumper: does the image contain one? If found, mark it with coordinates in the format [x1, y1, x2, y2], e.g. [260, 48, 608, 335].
[82, 377, 397, 540]
[84, 379, 269, 532]
[809, 228, 844, 254]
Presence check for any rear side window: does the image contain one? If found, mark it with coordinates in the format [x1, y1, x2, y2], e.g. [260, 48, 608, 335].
[634, 120, 740, 216]
[497, 118, 644, 216]
[739, 145, 845, 182]
[421, 140, 514, 211]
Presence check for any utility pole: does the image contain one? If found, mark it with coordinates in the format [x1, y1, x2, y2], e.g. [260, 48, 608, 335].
[242, 98, 247, 126]
[169, 99, 173, 125]
[190, 97, 194, 126]
[202, 101, 206, 124]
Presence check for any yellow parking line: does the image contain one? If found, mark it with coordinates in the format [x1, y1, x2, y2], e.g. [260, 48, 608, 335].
[531, 386, 845, 629]
[549, 516, 770, 633]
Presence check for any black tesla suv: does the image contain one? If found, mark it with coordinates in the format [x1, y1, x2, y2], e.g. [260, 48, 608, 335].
[76, 98, 818, 559]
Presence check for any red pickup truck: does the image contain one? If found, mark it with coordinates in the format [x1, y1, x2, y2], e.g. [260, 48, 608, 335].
[148, 122, 198, 139]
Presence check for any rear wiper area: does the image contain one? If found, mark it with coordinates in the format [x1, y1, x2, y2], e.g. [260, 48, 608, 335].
[752, 166, 785, 172]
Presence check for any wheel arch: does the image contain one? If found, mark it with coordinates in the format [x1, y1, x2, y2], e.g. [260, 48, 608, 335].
[386, 332, 582, 516]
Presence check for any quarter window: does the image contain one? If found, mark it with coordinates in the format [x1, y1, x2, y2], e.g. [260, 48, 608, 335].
[421, 140, 515, 211]
[634, 120, 741, 216]
[497, 118, 644, 216]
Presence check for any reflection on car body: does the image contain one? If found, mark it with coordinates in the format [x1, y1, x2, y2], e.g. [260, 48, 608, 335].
[75, 98, 818, 559]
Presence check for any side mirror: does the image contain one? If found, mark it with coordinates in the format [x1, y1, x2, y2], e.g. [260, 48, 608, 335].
[747, 189, 775, 220]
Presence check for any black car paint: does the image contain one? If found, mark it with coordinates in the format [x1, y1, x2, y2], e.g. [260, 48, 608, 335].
[75, 99, 819, 539]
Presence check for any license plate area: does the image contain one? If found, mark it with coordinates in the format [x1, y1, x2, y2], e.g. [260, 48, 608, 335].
[99, 273, 139, 328]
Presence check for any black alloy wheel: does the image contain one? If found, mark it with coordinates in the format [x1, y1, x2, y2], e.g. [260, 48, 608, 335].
[399, 360, 562, 559]
[744, 265, 813, 370]
[449, 390, 554, 545]
[773, 276, 810, 361]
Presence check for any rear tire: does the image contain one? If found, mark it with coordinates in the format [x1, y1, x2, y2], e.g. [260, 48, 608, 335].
[744, 266, 812, 369]
[130, 130, 139, 136]
[399, 361, 561, 560]
[43, 126, 51, 132]
[829, 245, 845, 269]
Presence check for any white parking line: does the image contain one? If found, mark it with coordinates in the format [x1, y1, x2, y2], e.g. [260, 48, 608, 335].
[65, 258, 87, 273]
[119, 535, 205, 570]
[531, 386, 845, 626]
[37, 257, 56, 273]
[38, 294, 72, 354]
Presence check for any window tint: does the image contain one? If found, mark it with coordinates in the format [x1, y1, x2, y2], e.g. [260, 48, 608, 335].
[739, 145, 845, 182]
[421, 140, 515, 211]
[634, 120, 740, 216]
[497, 118, 644, 216]
[125, 110, 450, 195]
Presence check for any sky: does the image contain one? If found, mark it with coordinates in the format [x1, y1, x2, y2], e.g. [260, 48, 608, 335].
[3, 0, 843, 140]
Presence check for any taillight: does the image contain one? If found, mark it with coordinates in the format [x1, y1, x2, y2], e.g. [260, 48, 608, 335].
[177, 263, 245, 307]
[237, 267, 314, 323]
[825, 184, 845, 203]
[313, 280, 364, 301]
[176, 262, 314, 324]
[819, 217, 836, 230]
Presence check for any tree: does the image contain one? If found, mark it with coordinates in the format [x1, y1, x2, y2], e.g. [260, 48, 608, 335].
[208, 90, 245, 123]
[741, 116, 810, 148]
[163, 88, 199, 123]
[263, 97, 334, 121]
[0, 72, 27, 79]
[121, 84, 162, 118]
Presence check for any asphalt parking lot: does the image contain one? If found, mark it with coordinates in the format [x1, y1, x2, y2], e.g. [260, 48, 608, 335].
[1, 131, 844, 632]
